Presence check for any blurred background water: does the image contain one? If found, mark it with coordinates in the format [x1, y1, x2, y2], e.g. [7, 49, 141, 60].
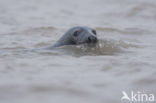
[0, 0, 156, 103]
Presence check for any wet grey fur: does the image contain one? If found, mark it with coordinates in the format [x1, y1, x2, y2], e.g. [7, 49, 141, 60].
[47, 26, 98, 49]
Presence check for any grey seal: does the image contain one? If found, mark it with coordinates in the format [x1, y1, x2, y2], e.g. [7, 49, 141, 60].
[48, 26, 98, 48]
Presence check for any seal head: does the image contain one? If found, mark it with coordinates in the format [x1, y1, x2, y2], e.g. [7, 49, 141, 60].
[52, 26, 98, 47]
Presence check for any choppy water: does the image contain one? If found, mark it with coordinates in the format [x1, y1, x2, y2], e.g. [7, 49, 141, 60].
[0, 0, 156, 103]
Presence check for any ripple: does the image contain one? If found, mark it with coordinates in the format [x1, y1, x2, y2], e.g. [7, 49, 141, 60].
[126, 3, 156, 19]
[96, 27, 152, 35]
[53, 39, 139, 57]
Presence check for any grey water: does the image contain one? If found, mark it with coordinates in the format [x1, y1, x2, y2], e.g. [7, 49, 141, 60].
[0, 0, 156, 103]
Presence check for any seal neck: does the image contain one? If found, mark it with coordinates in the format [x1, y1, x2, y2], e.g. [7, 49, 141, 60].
[52, 35, 74, 47]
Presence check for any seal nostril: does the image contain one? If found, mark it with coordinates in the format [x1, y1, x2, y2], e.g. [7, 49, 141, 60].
[87, 36, 98, 43]
[87, 37, 92, 43]
[94, 37, 98, 42]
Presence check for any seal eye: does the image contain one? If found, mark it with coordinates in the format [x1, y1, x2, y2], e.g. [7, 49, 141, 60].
[73, 30, 80, 37]
[92, 29, 96, 35]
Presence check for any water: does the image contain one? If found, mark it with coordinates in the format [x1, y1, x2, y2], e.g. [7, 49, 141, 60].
[0, 0, 156, 103]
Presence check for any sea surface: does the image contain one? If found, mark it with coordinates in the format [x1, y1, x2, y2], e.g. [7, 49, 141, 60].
[0, 0, 156, 103]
